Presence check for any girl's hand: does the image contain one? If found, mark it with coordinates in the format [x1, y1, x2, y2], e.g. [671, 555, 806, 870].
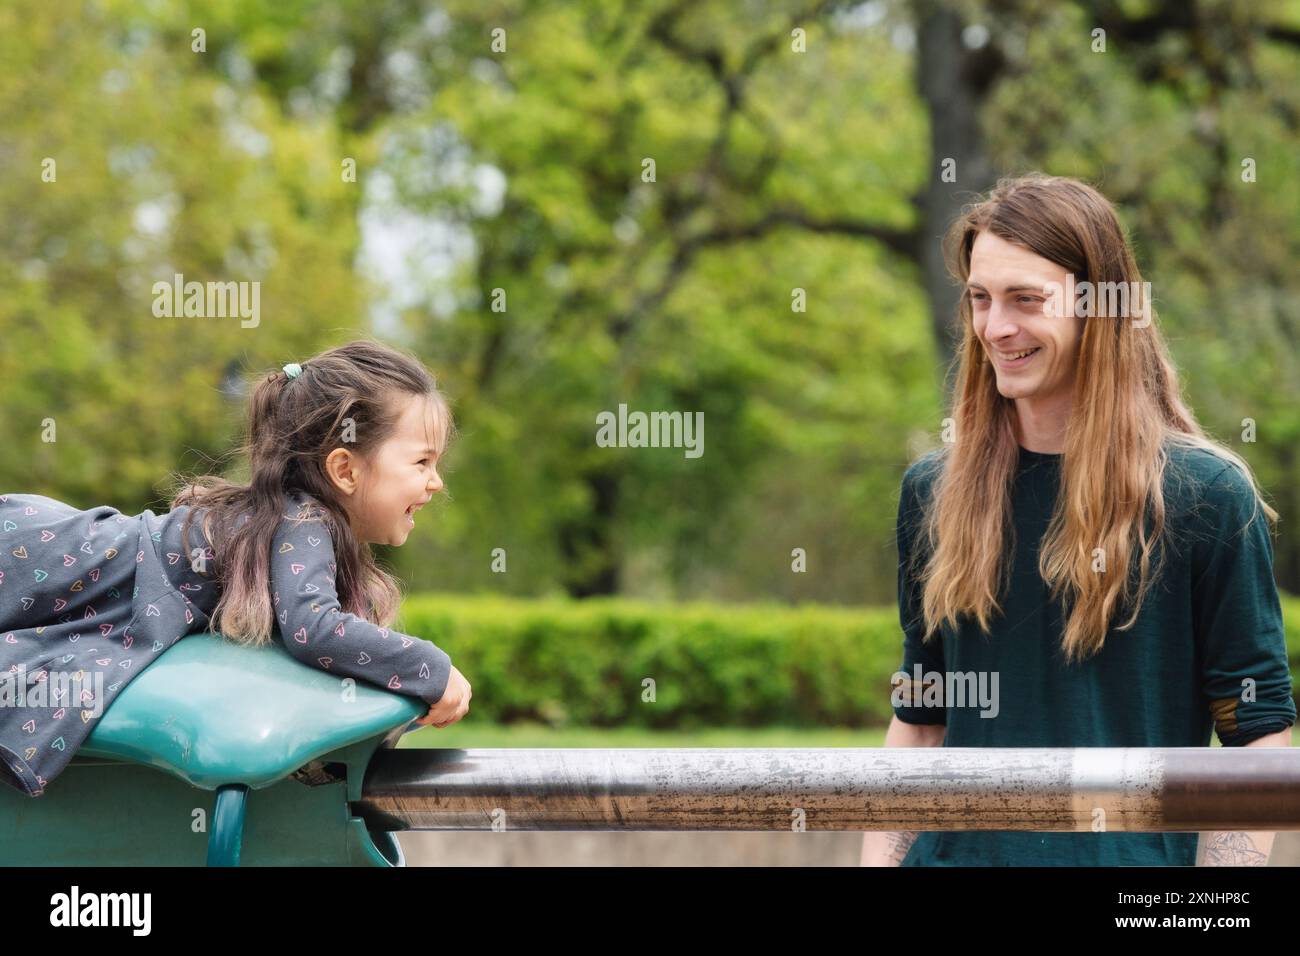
[415, 665, 471, 728]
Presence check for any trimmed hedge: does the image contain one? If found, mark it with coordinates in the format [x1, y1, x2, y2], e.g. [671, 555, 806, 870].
[396, 593, 1300, 730]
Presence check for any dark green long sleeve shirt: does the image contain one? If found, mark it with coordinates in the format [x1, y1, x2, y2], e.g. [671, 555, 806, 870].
[893, 442, 1296, 866]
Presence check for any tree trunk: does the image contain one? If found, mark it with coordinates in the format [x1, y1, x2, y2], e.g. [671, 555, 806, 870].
[913, 0, 1003, 398]
[558, 466, 623, 597]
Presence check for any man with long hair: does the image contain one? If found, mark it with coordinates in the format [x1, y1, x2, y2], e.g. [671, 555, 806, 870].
[861, 174, 1295, 866]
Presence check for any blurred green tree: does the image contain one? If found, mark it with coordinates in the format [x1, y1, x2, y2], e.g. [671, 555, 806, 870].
[4, 0, 1298, 604]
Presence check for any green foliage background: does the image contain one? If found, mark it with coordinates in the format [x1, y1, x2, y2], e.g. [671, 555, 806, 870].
[2, 0, 1298, 611]
[395, 593, 1300, 727]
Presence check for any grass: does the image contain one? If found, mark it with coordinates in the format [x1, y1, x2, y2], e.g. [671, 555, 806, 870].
[397, 723, 1234, 749]
[397, 722, 889, 748]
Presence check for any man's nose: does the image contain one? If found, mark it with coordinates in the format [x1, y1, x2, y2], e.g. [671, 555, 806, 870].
[984, 299, 1020, 340]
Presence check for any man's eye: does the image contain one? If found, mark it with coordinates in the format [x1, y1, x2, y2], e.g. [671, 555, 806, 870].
[1018, 296, 1042, 304]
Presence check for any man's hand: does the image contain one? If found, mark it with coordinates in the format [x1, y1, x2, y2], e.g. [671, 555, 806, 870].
[1198, 725, 1292, 865]
[415, 665, 472, 728]
[861, 715, 946, 865]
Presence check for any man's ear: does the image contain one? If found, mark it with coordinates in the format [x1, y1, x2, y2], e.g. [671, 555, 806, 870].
[325, 447, 362, 497]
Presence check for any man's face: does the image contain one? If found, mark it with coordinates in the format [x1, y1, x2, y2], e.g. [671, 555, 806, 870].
[340, 393, 446, 546]
[967, 230, 1084, 404]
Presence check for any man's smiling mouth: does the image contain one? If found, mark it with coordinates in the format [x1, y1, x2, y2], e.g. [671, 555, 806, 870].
[994, 346, 1041, 367]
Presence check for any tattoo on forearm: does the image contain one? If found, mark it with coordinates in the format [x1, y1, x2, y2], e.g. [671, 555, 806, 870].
[1201, 832, 1268, 866]
[885, 830, 919, 864]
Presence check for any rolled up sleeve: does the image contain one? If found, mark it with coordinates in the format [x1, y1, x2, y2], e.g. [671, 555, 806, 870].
[1192, 464, 1296, 747]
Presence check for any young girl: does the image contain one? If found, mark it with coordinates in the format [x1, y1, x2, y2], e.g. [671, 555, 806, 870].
[0, 339, 471, 797]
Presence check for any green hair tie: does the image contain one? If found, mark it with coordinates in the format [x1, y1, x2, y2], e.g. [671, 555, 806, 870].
[282, 362, 303, 379]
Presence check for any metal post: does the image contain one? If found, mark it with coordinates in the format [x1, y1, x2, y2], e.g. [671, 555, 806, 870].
[207, 784, 249, 866]
[353, 747, 1300, 832]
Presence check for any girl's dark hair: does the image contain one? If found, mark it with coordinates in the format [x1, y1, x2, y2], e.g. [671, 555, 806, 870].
[166, 338, 454, 646]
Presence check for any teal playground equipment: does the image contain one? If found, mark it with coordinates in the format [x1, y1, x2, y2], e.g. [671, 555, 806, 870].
[0, 632, 422, 866]
[5, 633, 1300, 866]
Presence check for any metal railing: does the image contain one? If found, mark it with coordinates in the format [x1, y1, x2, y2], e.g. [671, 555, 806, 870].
[353, 747, 1300, 832]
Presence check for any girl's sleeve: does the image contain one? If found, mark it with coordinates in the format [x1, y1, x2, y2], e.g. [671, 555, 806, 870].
[268, 508, 452, 706]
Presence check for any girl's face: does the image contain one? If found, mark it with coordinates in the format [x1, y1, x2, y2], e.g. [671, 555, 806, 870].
[327, 392, 447, 546]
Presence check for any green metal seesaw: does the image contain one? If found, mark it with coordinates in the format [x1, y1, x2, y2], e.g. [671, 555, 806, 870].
[0, 632, 424, 866]
[7, 633, 1300, 866]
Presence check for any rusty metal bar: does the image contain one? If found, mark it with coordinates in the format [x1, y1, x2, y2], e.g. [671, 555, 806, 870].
[351, 747, 1300, 832]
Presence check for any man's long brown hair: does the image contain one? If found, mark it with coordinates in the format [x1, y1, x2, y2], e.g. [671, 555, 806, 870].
[916, 173, 1275, 663]
[165, 338, 453, 646]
